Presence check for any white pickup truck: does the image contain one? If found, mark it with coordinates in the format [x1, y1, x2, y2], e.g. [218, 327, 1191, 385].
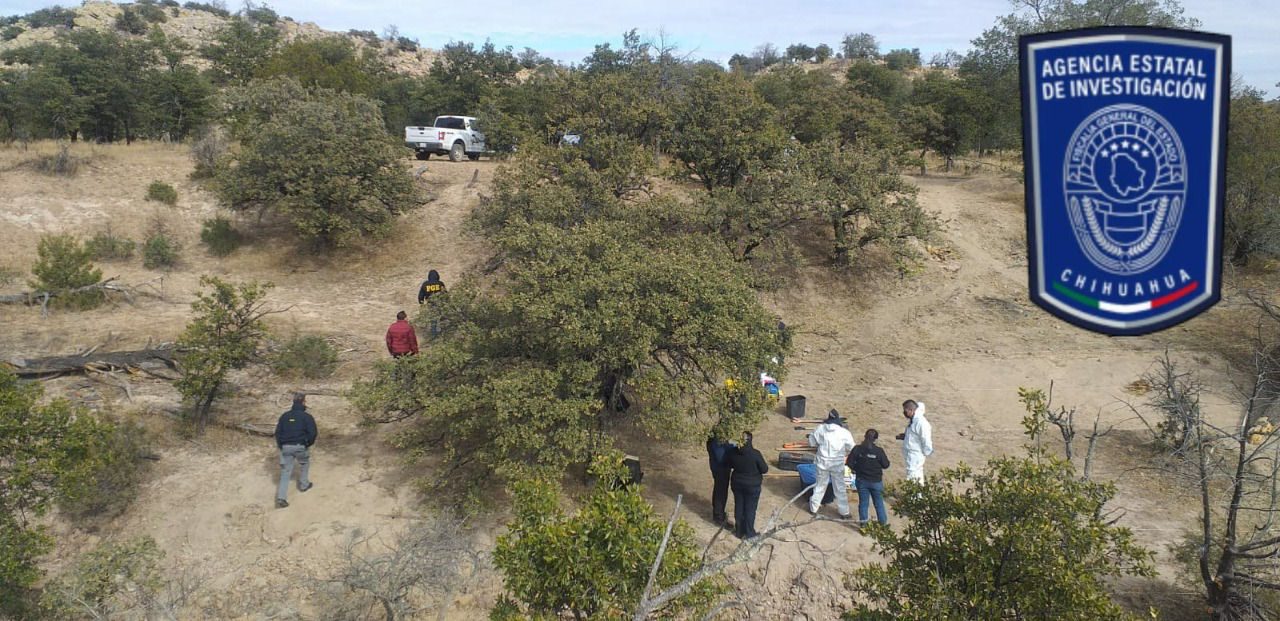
[404, 116, 487, 162]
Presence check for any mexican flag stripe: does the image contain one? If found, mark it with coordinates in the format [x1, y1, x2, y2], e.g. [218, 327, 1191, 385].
[1051, 281, 1199, 315]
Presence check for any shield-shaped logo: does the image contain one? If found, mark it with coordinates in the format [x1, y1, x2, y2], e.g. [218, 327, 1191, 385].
[1020, 27, 1230, 336]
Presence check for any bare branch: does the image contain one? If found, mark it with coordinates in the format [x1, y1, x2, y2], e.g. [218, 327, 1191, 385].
[640, 494, 683, 610]
[634, 484, 820, 619]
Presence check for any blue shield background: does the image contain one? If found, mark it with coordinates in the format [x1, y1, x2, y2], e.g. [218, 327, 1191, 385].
[1020, 27, 1229, 336]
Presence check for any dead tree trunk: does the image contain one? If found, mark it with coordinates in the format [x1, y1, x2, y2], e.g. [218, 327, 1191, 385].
[0, 277, 122, 306]
[5, 347, 178, 378]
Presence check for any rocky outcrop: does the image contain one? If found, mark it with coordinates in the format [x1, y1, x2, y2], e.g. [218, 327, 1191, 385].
[0, 1, 437, 76]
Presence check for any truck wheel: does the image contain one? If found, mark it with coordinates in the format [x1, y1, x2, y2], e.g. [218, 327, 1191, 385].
[415, 151, 430, 161]
[467, 153, 481, 161]
[449, 141, 465, 162]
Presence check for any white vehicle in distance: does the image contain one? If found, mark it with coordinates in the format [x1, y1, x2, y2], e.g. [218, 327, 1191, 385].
[405, 116, 487, 161]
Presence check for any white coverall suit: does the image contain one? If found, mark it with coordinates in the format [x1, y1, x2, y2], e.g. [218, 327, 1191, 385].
[808, 422, 855, 516]
[902, 402, 934, 483]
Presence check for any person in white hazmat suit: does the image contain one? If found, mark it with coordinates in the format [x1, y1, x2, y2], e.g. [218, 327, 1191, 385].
[808, 409, 856, 518]
[895, 400, 933, 483]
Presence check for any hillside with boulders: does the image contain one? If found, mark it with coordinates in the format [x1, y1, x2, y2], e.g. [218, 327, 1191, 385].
[0, 0, 437, 75]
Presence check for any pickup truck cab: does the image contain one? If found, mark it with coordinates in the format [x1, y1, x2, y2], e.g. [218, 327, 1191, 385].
[405, 116, 487, 161]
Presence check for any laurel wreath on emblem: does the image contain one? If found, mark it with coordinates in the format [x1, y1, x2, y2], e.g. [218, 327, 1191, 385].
[1082, 195, 1169, 259]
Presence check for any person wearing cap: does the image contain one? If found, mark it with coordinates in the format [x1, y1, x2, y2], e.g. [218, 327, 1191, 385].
[895, 400, 933, 483]
[274, 394, 317, 508]
[385, 310, 419, 357]
[808, 409, 855, 518]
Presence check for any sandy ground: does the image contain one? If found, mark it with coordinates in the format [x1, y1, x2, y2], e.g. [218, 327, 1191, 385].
[0, 142, 1245, 619]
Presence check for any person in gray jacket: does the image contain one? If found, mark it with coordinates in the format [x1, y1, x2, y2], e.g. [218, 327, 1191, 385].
[274, 394, 317, 508]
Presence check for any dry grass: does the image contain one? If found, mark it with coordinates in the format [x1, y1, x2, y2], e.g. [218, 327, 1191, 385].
[27, 143, 87, 177]
[0, 265, 19, 287]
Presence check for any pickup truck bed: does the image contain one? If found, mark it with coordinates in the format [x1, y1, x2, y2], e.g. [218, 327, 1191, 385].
[405, 116, 487, 162]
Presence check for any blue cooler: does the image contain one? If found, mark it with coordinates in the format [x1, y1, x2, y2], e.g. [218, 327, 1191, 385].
[796, 463, 853, 505]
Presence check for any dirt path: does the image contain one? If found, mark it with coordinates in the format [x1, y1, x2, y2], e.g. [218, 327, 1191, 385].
[639, 173, 1238, 619]
[0, 143, 1239, 618]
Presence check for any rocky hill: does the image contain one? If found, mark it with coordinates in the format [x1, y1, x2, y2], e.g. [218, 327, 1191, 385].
[0, 0, 438, 75]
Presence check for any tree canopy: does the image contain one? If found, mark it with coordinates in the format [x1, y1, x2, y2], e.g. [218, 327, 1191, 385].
[847, 455, 1154, 620]
[214, 78, 420, 247]
[491, 455, 722, 619]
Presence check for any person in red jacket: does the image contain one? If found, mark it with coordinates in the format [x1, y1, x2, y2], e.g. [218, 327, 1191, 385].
[385, 311, 419, 357]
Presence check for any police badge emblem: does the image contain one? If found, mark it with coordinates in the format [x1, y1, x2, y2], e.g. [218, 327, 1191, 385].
[1020, 28, 1230, 335]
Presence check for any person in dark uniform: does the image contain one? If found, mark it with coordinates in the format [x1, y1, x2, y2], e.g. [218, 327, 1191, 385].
[729, 432, 769, 539]
[416, 270, 447, 337]
[274, 394, 317, 508]
[706, 433, 734, 526]
[848, 428, 891, 525]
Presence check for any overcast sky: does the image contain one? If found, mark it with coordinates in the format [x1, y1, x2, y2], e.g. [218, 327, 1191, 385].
[1, 0, 1275, 94]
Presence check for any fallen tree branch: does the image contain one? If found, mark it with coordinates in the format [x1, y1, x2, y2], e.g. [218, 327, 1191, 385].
[143, 405, 275, 438]
[232, 422, 275, 437]
[5, 346, 178, 378]
[633, 484, 821, 620]
[273, 388, 347, 408]
[0, 276, 168, 317]
[0, 277, 119, 305]
[641, 495, 683, 607]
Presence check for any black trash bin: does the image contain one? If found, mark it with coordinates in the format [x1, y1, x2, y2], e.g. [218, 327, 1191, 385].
[786, 395, 806, 421]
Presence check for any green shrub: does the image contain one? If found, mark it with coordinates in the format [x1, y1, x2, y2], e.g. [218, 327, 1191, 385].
[269, 334, 338, 379]
[244, 5, 278, 25]
[134, 1, 169, 23]
[1, 370, 95, 616]
[395, 36, 418, 52]
[55, 418, 150, 520]
[1, 25, 23, 41]
[30, 234, 104, 309]
[39, 537, 165, 619]
[492, 455, 723, 619]
[0, 513, 49, 618]
[22, 6, 76, 28]
[114, 7, 149, 35]
[182, 1, 230, 18]
[142, 232, 180, 269]
[85, 229, 136, 261]
[176, 277, 273, 429]
[215, 79, 420, 247]
[146, 181, 178, 205]
[200, 216, 244, 256]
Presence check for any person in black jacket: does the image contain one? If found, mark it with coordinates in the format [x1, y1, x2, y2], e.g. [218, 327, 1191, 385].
[706, 434, 734, 526]
[848, 428, 891, 525]
[729, 432, 769, 539]
[417, 270, 447, 338]
[274, 394, 318, 508]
